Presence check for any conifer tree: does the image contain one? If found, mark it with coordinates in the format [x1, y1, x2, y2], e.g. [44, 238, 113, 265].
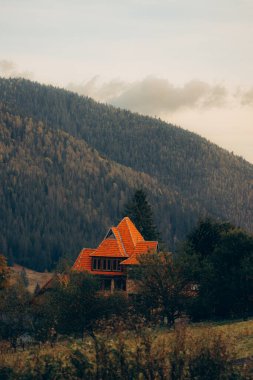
[124, 189, 159, 241]
[34, 282, 41, 295]
[20, 267, 29, 288]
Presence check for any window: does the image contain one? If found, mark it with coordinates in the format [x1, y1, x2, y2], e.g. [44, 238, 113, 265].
[112, 259, 121, 271]
[92, 258, 97, 270]
[92, 258, 100, 270]
[92, 258, 122, 272]
[112, 259, 117, 271]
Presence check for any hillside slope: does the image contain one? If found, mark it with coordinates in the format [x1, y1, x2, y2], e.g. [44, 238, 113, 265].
[0, 78, 253, 270]
[0, 78, 252, 230]
[0, 108, 197, 270]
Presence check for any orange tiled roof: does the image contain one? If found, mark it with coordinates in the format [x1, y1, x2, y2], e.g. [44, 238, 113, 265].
[134, 241, 158, 255]
[90, 239, 128, 258]
[120, 254, 139, 265]
[72, 217, 158, 273]
[72, 248, 94, 271]
[121, 241, 158, 265]
[117, 217, 144, 256]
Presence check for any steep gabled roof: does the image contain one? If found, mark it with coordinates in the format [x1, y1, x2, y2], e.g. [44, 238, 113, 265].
[133, 241, 158, 255]
[90, 227, 128, 258]
[117, 217, 144, 256]
[120, 254, 139, 266]
[72, 248, 94, 271]
[121, 241, 158, 265]
[72, 217, 158, 272]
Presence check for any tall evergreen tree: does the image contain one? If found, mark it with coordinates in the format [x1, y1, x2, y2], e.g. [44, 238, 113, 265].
[20, 267, 29, 288]
[34, 282, 41, 296]
[124, 189, 159, 241]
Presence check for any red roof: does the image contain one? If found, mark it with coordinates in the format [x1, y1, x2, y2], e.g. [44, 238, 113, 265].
[72, 217, 158, 274]
[72, 248, 94, 271]
[117, 217, 144, 256]
[121, 242, 158, 265]
[134, 241, 157, 255]
[90, 227, 128, 258]
[120, 254, 139, 265]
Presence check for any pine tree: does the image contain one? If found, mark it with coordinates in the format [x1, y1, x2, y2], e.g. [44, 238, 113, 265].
[124, 189, 159, 241]
[34, 282, 41, 295]
[20, 267, 29, 288]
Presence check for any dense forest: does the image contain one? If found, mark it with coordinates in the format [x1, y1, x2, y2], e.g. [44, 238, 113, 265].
[0, 77, 253, 270]
[0, 108, 196, 270]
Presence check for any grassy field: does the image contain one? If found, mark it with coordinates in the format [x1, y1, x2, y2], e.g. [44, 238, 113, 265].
[2, 318, 252, 359]
[0, 318, 252, 379]
[11, 265, 52, 293]
[190, 319, 253, 360]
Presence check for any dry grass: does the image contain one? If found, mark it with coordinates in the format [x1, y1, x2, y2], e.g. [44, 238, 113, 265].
[11, 264, 52, 293]
[2, 319, 252, 363]
[155, 319, 253, 360]
[0, 321, 253, 379]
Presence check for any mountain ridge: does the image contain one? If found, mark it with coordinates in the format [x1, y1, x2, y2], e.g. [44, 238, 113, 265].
[0, 106, 198, 269]
[0, 77, 252, 270]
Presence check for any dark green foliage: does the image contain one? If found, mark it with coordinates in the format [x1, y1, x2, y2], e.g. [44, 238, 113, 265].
[32, 272, 105, 339]
[188, 350, 233, 380]
[0, 367, 15, 380]
[52, 272, 101, 337]
[0, 78, 253, 270]
[55, 257, 72, 274]
[133, 252, 193, 325]
[124, 189, 159, 241]
[181, 219, 253, 320]
[0, 107, 196, 270]
[0, 280, 31, 343]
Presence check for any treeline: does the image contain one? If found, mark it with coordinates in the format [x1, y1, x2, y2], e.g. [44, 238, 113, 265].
[0, 219, 252, 338]
[0, 77, 253, 270]
[0, 109, 195, 270]
[0, 219, 252, 379]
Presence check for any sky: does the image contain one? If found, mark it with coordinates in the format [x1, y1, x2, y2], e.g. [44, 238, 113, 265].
[0, 0, 253, 163]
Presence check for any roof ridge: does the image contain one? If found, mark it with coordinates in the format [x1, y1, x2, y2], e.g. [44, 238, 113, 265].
[115, 226, 129, 257]
[112, 227, 128, 257]
[93, 228, 113, 255]
[124, 217, 137, 247]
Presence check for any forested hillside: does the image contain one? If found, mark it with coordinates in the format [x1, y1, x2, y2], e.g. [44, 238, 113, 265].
[0, 108, 197, 270]
[0, 77, 253, 270]
[1, 78, 252, 228]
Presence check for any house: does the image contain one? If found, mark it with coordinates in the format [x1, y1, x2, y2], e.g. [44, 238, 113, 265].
[72, 217, 158, 294]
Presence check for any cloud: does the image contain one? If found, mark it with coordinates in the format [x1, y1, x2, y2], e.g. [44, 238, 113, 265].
[0, 60, 16, 74]
[0, 59, 33, 79]
[67, 76, 227, 116]
[241, 88, 253, 106]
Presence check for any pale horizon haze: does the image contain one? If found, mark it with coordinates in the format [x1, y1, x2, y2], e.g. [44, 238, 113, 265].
[0, 0, 253, 163]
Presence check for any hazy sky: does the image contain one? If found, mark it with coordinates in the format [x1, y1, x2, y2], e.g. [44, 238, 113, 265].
[0, 0, 253, 163]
